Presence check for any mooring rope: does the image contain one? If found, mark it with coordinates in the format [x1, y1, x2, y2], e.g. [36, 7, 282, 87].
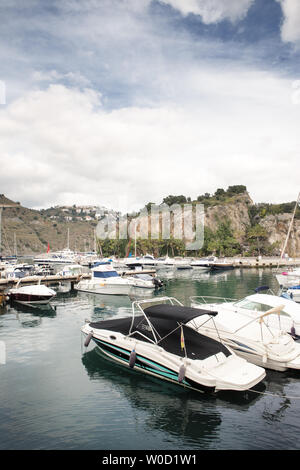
[249, 389, 300, 399]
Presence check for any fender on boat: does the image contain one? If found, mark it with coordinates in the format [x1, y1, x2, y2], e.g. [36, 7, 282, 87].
[178, 364, 186, 383]
[84, 331, 94, 347]
[129, 349, 136, 368]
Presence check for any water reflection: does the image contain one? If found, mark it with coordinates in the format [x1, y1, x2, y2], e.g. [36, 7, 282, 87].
[81, 347, 263, 446]
[11, 303, 57, 327]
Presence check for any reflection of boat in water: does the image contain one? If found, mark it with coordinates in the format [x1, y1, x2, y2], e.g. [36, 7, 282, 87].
[82, 348, 263, 444]
[12, 301, 57, 317]
[82, 297, 265, 393]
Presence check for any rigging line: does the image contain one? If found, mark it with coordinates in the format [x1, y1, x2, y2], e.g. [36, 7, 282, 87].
[277, 192, 300, 271]
[249, 388, 300, 400]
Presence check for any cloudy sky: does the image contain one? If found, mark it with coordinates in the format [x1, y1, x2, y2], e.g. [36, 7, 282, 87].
[1, 0, 300, 213]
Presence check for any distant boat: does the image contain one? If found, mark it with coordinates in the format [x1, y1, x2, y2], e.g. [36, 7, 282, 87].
[34, 248, 78, 265]
[211, 260, 234, 271]
[8, 283, 56, 306]
[75, 262, 163, 295]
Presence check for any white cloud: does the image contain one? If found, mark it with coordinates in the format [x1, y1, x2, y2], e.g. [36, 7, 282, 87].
[1, 65, 300, 212]
[276, 0, 300, 44]
[158, 0, 254, 24]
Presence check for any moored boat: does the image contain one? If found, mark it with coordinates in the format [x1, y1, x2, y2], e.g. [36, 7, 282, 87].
[81, 297, 266, 393]
[8, 283, 56, 306]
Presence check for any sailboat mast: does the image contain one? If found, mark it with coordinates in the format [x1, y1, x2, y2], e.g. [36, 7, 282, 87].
[278, 192, 300, 263]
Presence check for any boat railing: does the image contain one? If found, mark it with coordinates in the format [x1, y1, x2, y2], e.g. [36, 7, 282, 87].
[190, 295, 237, 305]
[233, 304, 286, 342]
[129, 296, 183, 344]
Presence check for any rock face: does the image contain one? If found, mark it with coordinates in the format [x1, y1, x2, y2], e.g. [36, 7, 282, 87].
[260, 214, 300, 257]
[1, 192, 300, 256]
[204, 192, 253, 242]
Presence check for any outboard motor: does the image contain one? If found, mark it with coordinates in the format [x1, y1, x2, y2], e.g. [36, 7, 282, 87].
[153, 278, 164, 289]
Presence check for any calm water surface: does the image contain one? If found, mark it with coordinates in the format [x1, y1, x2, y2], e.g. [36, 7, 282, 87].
[1, 268, 300, 450]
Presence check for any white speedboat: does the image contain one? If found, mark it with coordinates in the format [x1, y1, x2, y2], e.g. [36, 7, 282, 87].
[191, 288, 300, 338]
[81, 297, 266, 393]
[34, 248, 78, 265]
[130, 273, 164, 290]
[190, 296, 300, 371]
[190, 257, 215, 271]
[75, 262, 163, 295]
[57, 264, 85, 277]
[8, 283, 56, 306]
[75, 262, 134, 295]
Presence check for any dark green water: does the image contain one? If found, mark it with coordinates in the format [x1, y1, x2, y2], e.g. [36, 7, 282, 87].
[1, 268, 300, 450]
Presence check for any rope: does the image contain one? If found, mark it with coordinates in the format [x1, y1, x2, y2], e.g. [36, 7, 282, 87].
[249, 388, 300, 400]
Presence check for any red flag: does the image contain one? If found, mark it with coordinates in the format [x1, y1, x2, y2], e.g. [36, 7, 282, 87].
[47, 243, 50, 253]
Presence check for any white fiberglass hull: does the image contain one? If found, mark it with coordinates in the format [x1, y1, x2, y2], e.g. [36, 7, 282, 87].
[189, 319, 300, 372]
[81, 323, 266, 393]
[75, 281, 132, 295]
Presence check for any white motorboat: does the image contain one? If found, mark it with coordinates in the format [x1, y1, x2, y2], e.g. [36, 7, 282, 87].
[2, 263, 36, 279]
[57, 264, 85, 277]
[8, 283, 56, 306]
[190, 257, 216, 271]
[190, 295, 300, 371]
[75, 262, 134, 295]
[129, 273, 164, 290]
[34, 248, 79, 265]
[191, 287, 300, 337]
[75, 262, 163, 295]
[81, 297, 266, 393]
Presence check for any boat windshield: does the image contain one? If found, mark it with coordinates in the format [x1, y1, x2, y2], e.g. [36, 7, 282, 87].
[93, 271, 119, 278]
[234, 299, 290, 316]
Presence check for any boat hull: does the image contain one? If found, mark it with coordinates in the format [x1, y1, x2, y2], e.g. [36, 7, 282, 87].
[89, 336, 216, 394]
[81, 322, 266, 393]
[9, 293, 55, 305]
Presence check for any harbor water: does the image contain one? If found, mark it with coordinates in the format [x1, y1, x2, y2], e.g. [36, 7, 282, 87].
[1, 268, 300, 450]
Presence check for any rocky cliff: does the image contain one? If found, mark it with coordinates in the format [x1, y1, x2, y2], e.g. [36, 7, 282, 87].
[0, 192, 299, 256]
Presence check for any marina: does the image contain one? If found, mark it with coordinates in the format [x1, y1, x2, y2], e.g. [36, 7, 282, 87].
[2, 266, 300, 450]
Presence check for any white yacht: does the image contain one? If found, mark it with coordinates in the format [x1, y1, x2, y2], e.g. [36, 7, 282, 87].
[191, 288, 300, 338]
[34, 248, 78, 265]
[81, 297, 266, 393]
[75, 262, 162, 295]
[190, 295, 300, 371]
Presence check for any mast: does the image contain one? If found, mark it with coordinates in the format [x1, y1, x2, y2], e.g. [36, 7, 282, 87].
[277, 192, 300, 267]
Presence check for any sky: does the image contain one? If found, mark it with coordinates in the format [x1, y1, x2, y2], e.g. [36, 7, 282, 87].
[0, 0, 300, 213]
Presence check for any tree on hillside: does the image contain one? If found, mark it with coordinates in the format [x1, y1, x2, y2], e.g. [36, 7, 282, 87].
[162, 195, 188, 206]
[246, 224, 268, 256]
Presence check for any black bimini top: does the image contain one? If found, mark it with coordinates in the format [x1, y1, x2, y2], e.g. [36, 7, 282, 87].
[143, 304, 217, 323]
[89, 303, 229, 360]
